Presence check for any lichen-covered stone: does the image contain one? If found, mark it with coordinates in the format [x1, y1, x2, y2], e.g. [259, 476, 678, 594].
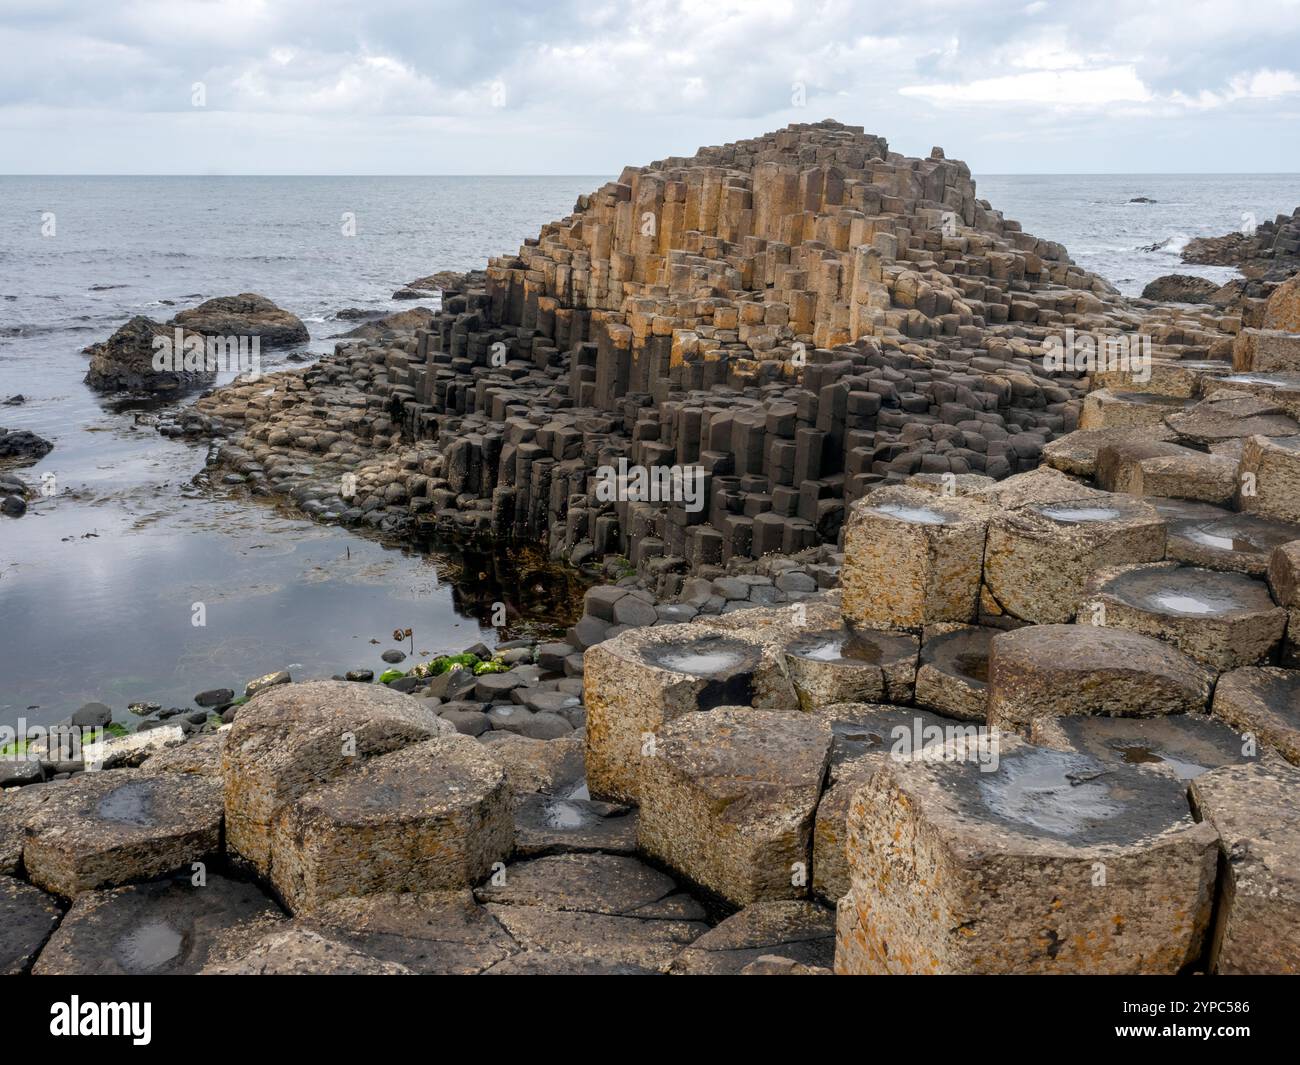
[835, 737, 1218, 974]
[986, 624, 1212, 732]
[842, 486, 990, 631]
[222, 679, 448, 873]
[269, 733, 512, 913]
[1190, 761, 1300, 974]
[637, 707, 831, 906]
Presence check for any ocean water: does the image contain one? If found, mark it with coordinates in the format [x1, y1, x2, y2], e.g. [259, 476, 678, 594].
[1, 172, 1297, 727]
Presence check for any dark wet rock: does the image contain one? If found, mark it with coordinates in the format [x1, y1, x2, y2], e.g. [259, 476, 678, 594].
[31, 873, 281, 975]
[0, 495, 26, 518]
[1033, 712, 1259, 781]
[344, 669, 374, 682]
[380, 649, 406, 664]
[1141, 274, 1219, 303]
[0, 427, 53, 467]
[336, 307, 435, 340]
[0, 757, 43, 787]
[194, 688, 234, 707]
[83, 316, 212, 393]
[70, 702, 112, 728]
[670, 900, 835, 975]
[1, 876, 63, 975]
[171, 292, 308, 347]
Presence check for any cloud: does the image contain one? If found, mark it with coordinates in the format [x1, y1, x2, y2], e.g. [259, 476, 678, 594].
[0, 0, 1298, 172]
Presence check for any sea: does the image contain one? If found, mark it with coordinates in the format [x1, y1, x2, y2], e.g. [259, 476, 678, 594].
[1, 172, 1296, 726]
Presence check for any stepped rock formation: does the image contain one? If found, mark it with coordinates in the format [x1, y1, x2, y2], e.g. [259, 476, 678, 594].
[186, 118, 1239, 595]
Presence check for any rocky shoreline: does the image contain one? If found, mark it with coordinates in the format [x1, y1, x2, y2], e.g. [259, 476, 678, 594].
[5, 120, 1300, 976]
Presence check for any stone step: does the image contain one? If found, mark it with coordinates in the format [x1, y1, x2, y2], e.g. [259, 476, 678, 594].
[986, 624, 1212, 732]
[835, 735, 1219, 974]
[636, 707, 831, 907]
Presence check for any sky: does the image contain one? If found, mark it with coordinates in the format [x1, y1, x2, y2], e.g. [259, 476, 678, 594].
[1, 0, 1299, 175]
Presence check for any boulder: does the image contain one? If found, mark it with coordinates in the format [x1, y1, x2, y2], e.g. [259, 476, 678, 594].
[914, 626, 993, 722]
[82, 316, 212, 393]
[0, 427, 53, 468]
[1141, 274, 1219, 303]
[783, 626, 919, 708]
[221, 680, 447, 873]
[171, 292, 308, 346]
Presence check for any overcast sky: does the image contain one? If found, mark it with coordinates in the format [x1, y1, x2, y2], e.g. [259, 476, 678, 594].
[2, 0, 1299, 175]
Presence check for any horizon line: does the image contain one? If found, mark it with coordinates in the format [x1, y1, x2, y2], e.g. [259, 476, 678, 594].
[1, 171, 1299, 179]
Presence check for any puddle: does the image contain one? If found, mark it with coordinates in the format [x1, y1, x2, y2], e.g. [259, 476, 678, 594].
[979, 749, 1125, 838]
[789, 629, 886, 665]
[1112, 742, 1211, 781]
[1109, 565, 1270, 616]
[542, 800, 599, 830]
[1040, 504, 1121, 523]
[96, 780, 154, 826]
[116, 919, 185, 972]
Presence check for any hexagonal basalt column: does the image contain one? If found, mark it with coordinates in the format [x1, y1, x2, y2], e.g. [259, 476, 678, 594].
[636, 708, 831, 907]
[1211, 667, 1300, 765]
[222, 680, 449, 874]
[915, 626, 994, 722]
[269, 733, 512, 913]
[21, 770, 222, 898]
[983, 495, 1165, 624]
[811, 702, 966, 903]
[1157, 498, 1300, 576]
[1031, 713, 1260, 781]
[1083, 562, 1287, 672]
[584, 624, 794, 804]
[842, 486, 990, 632]
[835, 737, 1219, 974]
[1238, 434, 1300, 524]
[987, 624, 1212, 733]
[783, 626, 919, 709]
[1190, 762, 1300, 973]
[1079, 389, 1190, 430]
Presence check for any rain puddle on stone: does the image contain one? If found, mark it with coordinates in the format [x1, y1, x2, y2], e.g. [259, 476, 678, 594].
[1040, 505, 1121, 523]
[96, 781, 154, 826]
[543, 800, 599, 830]
[1184, 528, 1237, 550]
[874, 503, 949, 525]
[117, 919, 184, 972]
[1114, 743, 1209, 781]
[979, 750, 1124, 838]
[1150, 591, 1218, 615]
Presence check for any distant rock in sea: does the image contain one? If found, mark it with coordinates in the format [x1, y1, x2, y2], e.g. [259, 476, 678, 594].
[1141, 274, 1219, 303]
